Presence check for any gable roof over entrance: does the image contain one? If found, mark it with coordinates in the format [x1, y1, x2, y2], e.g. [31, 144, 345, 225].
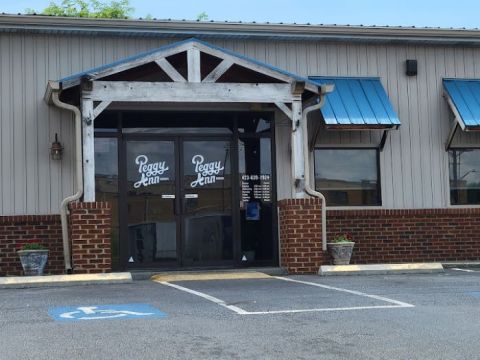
[45, 37, 322, 99]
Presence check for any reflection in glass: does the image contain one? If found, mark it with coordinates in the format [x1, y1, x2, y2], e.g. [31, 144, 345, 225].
[94, 138, 119, 268]
[239, 138, 273, 262]
[449, 149, 480, 205]
[126, 141, 177, 265]
[182, 141, 233, 264]
[314, 149, 380, 206]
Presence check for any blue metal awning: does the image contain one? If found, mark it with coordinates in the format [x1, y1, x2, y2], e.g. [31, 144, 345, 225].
[309, 77, 400, 129]
[443, 79, 480, 130]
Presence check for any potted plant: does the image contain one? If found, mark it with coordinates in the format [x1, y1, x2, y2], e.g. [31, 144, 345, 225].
[327, 233, 355, 265]
[17, 240, 49, 276]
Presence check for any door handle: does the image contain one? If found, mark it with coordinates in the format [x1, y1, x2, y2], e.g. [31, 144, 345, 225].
[161, 194, 175, 199]
[184, 194, 198, 199]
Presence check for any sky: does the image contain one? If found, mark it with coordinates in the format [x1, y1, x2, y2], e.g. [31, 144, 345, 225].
[1, 0, 480, 29]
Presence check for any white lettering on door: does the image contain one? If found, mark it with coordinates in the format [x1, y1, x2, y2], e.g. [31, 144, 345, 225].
[134, 155, 169, 188]
[190, 155, 224, 188]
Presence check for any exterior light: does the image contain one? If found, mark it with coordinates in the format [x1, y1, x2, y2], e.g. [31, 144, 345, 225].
[406, 59, 417, 76]
[50, 133, 63, 160]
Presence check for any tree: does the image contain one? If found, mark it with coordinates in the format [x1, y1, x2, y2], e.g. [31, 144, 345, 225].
[197, 12, 208, 21]
[26, 0, 134, 19]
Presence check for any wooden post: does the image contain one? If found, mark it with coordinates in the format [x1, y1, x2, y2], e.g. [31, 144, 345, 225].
[187, 48, 201, 83]
[81, 94, 95, 202]
[291, 99, 305, 198]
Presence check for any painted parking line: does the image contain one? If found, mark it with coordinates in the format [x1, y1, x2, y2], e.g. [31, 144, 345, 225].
[151, 271, 271, 282]
[153, 276, 414, 315]
[451, 268, 478, 273]
[49, 303, 166, 322]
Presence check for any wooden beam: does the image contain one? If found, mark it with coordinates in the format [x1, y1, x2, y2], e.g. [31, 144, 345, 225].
[202, 59, 233, 83]
[93, 101, 112, 119]
[194, 42, 319, 94]
[291, 100, 305, 198]
[61, 42, 192, 89]
[90, 81, 295, 103]
[155, 58, 186, 82]
[275, 102, 293, 120]
[187, 47, 201, 83]
[81, 97, 95, 202]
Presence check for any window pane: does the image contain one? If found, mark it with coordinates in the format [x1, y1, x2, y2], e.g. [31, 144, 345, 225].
[314, 149, 380, 206]
[449, 149, 480, 205]
[94, 137, 119, 268]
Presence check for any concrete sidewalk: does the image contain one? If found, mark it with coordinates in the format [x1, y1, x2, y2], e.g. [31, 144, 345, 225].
[0, 272, 132, 289]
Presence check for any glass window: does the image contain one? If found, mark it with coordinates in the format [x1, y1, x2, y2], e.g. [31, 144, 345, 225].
[94, 137, 120, 268]
[239, 138, 273, 262]
[449, 149, 480, 205]
[314, 149, 381, 206]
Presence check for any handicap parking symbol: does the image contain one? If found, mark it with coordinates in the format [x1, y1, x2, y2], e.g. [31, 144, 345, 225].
[49, 304, 166, 322]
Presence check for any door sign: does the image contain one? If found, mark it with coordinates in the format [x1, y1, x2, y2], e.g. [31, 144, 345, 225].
[49, 304, 166, 322]
[190, 154, 225, 188]
[134, 155, 170, 188]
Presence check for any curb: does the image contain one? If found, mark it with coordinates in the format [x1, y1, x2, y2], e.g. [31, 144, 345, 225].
[132, 267, 287, 281]
[318, 263, 444, 276]
[0, 272, 132, 289]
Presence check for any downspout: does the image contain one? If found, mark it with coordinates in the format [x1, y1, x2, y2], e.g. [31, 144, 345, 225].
[302, 86, 331, 251]
[51, 90, 83, 273]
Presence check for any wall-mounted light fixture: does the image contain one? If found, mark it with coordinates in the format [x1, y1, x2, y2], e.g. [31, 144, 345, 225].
[406, 59, 418, 76]
[50, 133, 63, 160]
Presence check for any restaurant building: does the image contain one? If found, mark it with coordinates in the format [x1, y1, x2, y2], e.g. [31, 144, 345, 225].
[1, 14, 480, 275]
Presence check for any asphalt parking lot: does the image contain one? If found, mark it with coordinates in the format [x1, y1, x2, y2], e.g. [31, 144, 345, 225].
[2, 269, 480, 359]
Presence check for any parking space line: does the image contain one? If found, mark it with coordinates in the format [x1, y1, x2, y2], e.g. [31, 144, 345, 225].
[273, 276, 415, 308]
[154, 276, 414, 315]
[451, 268, 477, 273]
[158, 281, 249, 315]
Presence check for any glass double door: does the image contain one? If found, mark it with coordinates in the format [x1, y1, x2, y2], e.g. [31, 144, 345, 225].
[124, 137, 233, 268]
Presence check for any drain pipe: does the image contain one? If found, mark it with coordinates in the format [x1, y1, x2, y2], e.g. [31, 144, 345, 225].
[302, 86, 332, 251]
[51, 90, 83, 273]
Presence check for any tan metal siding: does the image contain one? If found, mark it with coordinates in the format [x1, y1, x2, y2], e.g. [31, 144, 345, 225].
[2, 33, 480, 214]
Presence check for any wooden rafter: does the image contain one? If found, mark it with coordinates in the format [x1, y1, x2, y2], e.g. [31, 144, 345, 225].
[155, 58, 186, 82]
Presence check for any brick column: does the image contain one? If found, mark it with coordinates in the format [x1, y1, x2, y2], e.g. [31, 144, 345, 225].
[69, 202, 112, 273]
[278, 198, 326, 274]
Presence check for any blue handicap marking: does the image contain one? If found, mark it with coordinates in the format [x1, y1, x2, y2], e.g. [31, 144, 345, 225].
[49, 303, 166, 322]
[467, 292, 480, 298]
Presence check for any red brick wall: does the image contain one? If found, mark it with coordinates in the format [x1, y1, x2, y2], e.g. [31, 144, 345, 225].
[0, 215, 64, 276]
[69, 202, 112, 273]
[278, 198, 328, 274]
[279, 200, 480, 274]
[328, 208, 480, 264]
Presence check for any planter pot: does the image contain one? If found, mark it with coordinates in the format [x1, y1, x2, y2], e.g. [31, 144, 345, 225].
[17, 250, 49, 276]
[327, 242, 355, 265]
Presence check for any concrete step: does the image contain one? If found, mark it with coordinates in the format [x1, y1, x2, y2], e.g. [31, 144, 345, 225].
[318, 263, 444, 276]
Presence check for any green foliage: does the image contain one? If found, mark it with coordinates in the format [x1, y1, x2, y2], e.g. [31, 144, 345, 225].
[197, 11, 208, 21]
[331, 233, 353, 243]
[26, 0, 134, 19]
[19, 242, 47, 251]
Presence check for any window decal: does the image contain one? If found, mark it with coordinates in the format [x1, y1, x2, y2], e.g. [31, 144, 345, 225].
[134, 155, 169, 188]
[190, 155, 224, 188]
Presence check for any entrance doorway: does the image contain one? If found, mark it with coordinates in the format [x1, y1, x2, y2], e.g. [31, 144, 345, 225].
[94, 111, 277, 270]
[125, 138, 233, 268]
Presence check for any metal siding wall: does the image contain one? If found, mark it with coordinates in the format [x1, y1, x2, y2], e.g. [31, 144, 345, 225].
[2, 33, 480, 214]
[0, 33, 173, 215]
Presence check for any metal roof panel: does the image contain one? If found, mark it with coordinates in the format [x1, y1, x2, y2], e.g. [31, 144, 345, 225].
[310, 76, 400, 128]
[443, 79, 480, 128]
